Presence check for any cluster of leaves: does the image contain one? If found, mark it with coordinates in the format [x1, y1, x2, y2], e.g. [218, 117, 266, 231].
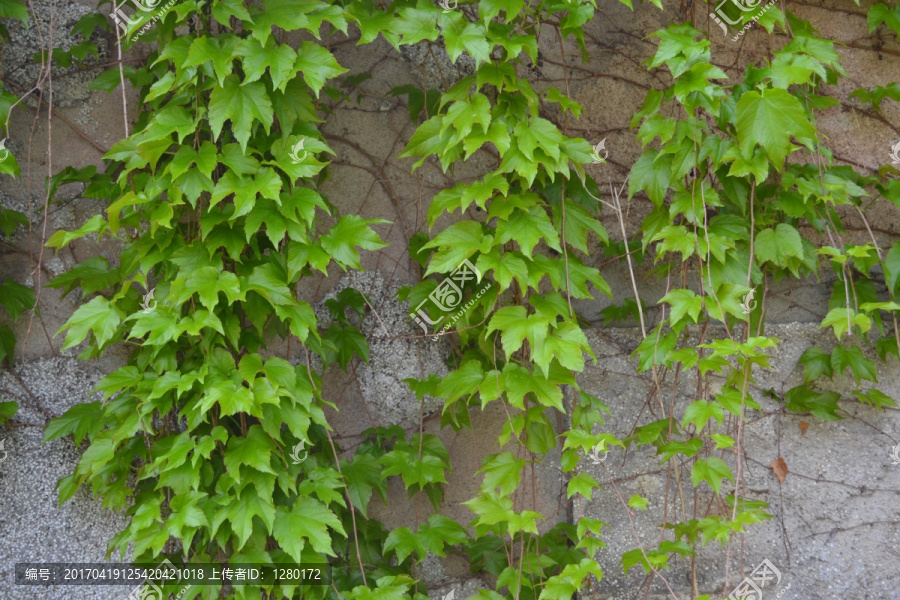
[19, 0, 900, 598]
[0, 0, 32, 425]
[396, 3, 900, 600]
[31, 1, 459, 598]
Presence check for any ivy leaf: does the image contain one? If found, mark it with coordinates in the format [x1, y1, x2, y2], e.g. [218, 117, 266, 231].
[495, 206, 561, 258]
[682, 400, 724, 432]
[798, 346, 833, 383]
[0, 0, 29, 24]
[295, 41, 348, 97]
[324, 323, 369, 369]
[443, 20, 491, 65]
[868, 2, 900, 33]
[504, 364, 564, 411]
[435, 360, 483, 403]
[628, 495, 649, 510]
[830, 345, 877, 384]
[235, 38, 297, 92]
[486, 306, 549, 359]
[392, 4, 441, 46]
[735, 88, 815, 170]
[691, 457, 734, 495]
[821, 307, 871, 340]
[882, 242, 900, 295]
[567, 472, 600, 502]
[514, 118, 562, 162]
[629, 149, 672, 206]
[58, 296, 121, 350]
[184, 36, 239, 85]
[320, 215, 389, 271]
[754, 224, 803, 267]
[341, 453, 386, 517]
[43, 401, 103, 445]
[383, 526, 421, 563]
[479, 0, 525, 22]
[660, 289, 703, 326]
[533, 321, 593, 376]
[856, 389, 898, 409]
[273, 496, 344, 557]
[0, 279, 34, 320]
[422, 221, 493, 275]
[418, 514, 468, 556]
[224, 426, 277, 480]
[208, 76, 274, 153]
[478, 451, 525, 495]
[785, 385, 842, 420]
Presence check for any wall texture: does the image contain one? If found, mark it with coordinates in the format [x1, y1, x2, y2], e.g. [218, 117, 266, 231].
[1, 0, 900, 599]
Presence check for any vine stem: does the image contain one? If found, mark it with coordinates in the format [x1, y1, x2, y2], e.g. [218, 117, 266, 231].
[610, 178, 646, 337]
[112, 0, 130, 137]
[854, 205, 900, 357]
[325, 429, 368, 587]
[724, 181, 756, 595]
[601, 461, 680, 600]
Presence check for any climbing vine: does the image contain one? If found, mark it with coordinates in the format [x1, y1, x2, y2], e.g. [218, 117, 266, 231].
[0, 0, 895, 598]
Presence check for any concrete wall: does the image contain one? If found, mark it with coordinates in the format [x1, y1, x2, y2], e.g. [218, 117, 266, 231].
[1, 0, 900, 599]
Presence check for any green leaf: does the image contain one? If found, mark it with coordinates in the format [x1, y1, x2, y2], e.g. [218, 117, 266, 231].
[495, 206, 561, 258]
[0, 0, 29, 24]
[856, 389, 897, 409]
[682, 400, 724, 432]
[691, 457, 734, 495]
[0, 400, 17, 425]
[295, 41, 348, 97]
[321, 215, 389, 271]
[754, 224, 804, 267]
[392, 4, 440, 46]
[208, 76, 274, 153]
[628, 495, 649, 510]
[184, 36, 239, 85]
[784, 385, 842, 420]
[235, 38, 297, 92]
[882, 242, 900, 295]
[274, 496, 345, 557]
[443, 20, 491, 66]
[435, 360, 483, 402]
[830, 345, 877, 384]
[567, 472, 600, 502]
[479, 0, 524, 22]
[418, 513, 468, 556]
[504, 364, 564, 411]
[486, 306, 549, 359]
[342, 453, 386, 517]
[798, 346, 833, 383]
[478, 451, 525, 495]
[0, 279, 34, 320]
[223, 487, 276, 550]
[383, 526, 421, 563]
[224, 426, 277, 480]
[422, 220, 493, 275]
[323, 323, 369, 369]
[660, 289, 703, 326]
[821, 307, 871, 340]
[735, 88, 815, 170]
[43, 401, 103, 445]
[58, 296, 121, 350]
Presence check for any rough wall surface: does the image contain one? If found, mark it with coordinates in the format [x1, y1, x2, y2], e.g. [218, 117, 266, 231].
[1, 0, 900, 599]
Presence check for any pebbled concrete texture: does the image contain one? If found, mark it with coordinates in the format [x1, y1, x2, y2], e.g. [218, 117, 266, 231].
[576, 323, 900, 599]
[0, 356, 131, 600]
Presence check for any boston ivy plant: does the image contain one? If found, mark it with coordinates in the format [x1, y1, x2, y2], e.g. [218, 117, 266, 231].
[30, 0, 900, 598]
